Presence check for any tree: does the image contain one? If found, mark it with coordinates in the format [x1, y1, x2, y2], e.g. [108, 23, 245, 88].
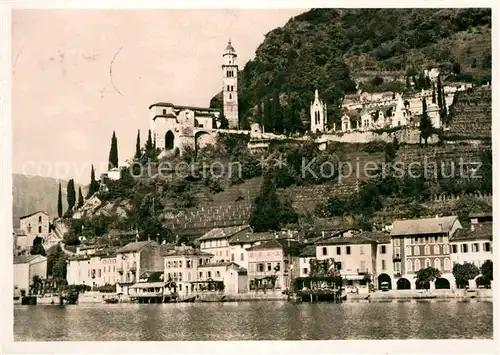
[432, 83, 436, 104]
[405, 76, 411, 90]
[480, 260, 493, 285]
[57, 183, 63, 218]
[249, 174, 283, 232]
[86, 165, 99, 198]
[66, 179, 76, 212]
[77, 187, 84, 208]
[30, 236, 46, 256]
[134, 129, 141, 159]
[452, 262, 479, 288]
[452, 62, 461, 75]
[219, 113, 229, 129]
[419, 97, 433, 146]
[108, 130, 119, 170]
[436, 75, 443, 111]
[415, 267, 441, 290]
[47, 244, 68, 280]
[262, 98, 274, 132]
[31, 275, 43, 295]
[441, 86, 448, 121]
[240, 116, 251, 130]
[144, 129, 157, 162]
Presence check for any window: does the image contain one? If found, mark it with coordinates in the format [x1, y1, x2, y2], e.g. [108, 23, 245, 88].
[199, 259, 203, 265]
[336, 247, 341, 255]
[162, 109, 166, 114]
[179, 272, 183, 281]
[425, 236, 429, 242]
[461, 244, 469, 253]
[173, 261, 178, 268]
[394, 262, 401, 273]
[226, 250, 229, 256]
[451, 245, 457, 253]
[425, 259, 431, 268]
[38, 226, 42, 233]
[257, 263, 264, 272]
[406, 260, 412, 272]
[394, 247, 400, 257]
[199, 272, 202, 278]
[414, 259, 421, 270]
[227, 85, 230, 91]
[167, 261, 171, 268]
[434, 258, 441, 271]
[229, 94, 232, 100]
[187, 260, 191, 268]
[414, 246, 420, 256]
[444, 258, 451, 271]
[472, 243, 479, 252]
[381, 245, 386, 254]
[382, 260, 386, 271]
[216, 271, 220, 278]
[322, 247, 327, 256]
[484, 242, 491, 252]
[434, 245, 440, 255]
[38, 216, 42, 222]
[360, 246, 365, 255]
[231, 85, 234, 91]
[303, 268, 308, 275]
[207, 271, 211, 278]
[424, 245, 430, 255]
[275, 262, 280, 271]
[443, 244, 450, 254]
[240, 253, 244, 261]
[231, 254, 235, 261]
[394, 238, 400, 247]
[360, 261, 366, 271]
[179, 261, 182, 268]
[27, 224, 32, 233]
[267, 263, 272, 271]
[406, 246, 412, 256]
[346, 246, 351, 255]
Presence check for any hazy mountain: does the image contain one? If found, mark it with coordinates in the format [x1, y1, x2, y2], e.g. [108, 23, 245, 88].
[12, 174, 85, 228]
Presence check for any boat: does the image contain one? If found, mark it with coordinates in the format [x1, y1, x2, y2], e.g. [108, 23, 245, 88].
[104, 297, 119, 304]
[196, 294, 227, 302]
[180, 296, 196, 303]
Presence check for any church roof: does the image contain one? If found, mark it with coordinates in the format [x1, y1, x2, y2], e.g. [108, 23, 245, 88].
[149, 102, 174, 109]
[224, 40, 237, 55]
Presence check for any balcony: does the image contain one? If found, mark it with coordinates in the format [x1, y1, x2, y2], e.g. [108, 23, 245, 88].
[357, 268, 368, 275]
[392, 254, 402, 261]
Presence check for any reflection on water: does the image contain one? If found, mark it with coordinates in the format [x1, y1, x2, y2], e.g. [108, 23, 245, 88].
[14, 300, 493, 341]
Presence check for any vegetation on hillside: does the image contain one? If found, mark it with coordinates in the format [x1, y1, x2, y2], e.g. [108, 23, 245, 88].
[233, 8, 491, 132]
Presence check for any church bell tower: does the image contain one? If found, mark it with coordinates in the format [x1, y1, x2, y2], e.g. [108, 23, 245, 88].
[222, 39, 239, 129]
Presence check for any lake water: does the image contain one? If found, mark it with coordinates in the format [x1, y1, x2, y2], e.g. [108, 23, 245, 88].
[14, 300, 493, 341]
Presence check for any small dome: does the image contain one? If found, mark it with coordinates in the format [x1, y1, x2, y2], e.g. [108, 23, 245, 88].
[223, 39, 237, 57]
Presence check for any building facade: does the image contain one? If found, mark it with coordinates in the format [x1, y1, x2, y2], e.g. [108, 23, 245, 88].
[228, 231, 275, 270]
[390, 216, 461, 290]
[197, 261, 248, 294]
[116, 240, 163, 286]
[198, 225, 252, 263]
[163, 246, 213, 296]
[17, 211, 51, 249]
[66, 253, 118, 287]
[13, 255, 48, 295]
[246, 239, 301, 291]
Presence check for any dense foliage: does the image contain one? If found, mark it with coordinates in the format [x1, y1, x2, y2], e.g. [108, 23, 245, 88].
[415, 267, 441, 290]
[234, 8, 491, 132]
[30, 236, 46, 256]
[452, 262, 479, 288]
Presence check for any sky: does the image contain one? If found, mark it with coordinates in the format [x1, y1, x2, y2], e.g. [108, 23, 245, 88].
[12, 9, 306, 184]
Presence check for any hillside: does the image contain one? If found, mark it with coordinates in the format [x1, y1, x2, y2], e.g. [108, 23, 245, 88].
[234, 8, 491, 130]
[12, 174, 84, 227]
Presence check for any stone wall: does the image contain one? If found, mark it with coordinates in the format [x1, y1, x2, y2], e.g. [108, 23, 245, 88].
[446, 87, 491, 138]
[316, 128, 439, 145]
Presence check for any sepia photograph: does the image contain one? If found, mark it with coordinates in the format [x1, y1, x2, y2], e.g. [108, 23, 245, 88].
[4, 3, 495, 350]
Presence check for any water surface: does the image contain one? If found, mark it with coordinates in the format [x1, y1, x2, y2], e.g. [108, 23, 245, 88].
[14, 300, 493, 340]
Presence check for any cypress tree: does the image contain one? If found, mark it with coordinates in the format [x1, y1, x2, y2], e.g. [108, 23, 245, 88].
[436, 75, 443, 111]
[77, 186, 84, 208]
[441, 87, 448, 122]
[432, 83, 436, 104]
[67, 179, 76, 212]
[412, 75, 417, 90]
[144, 129, 156, 161]
[108, 131, 119, 170]
[272, 94, 283, 133]
[134, 130, 141, 160]
[419, 98, 433, 146]
[405, 76, 410, 90]
[86, 165, 99, 198]
[263, 98, 274, 132]
[57, 183, 63, 218]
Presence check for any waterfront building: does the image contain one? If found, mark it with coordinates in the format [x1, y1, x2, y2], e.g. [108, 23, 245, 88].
[390, 216, 461, 290]
[310, 89, 327, 133]
[450, 212, 492, 268]
[198, 225, 252, 263]
[162, 246, 213, 296]
[115, 240, 164, 293]
[315, 231, 391, 292]
[66, 251, 118, 288]
[246, 239, 302, 291]
[228, 231, 275, 270]
[13, 255, 47, 295]
[196, 261, 248, 294]
[298, 245, 316, 277]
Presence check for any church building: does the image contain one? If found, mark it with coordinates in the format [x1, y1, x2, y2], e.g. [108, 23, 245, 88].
[310, 89, 327, 133]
